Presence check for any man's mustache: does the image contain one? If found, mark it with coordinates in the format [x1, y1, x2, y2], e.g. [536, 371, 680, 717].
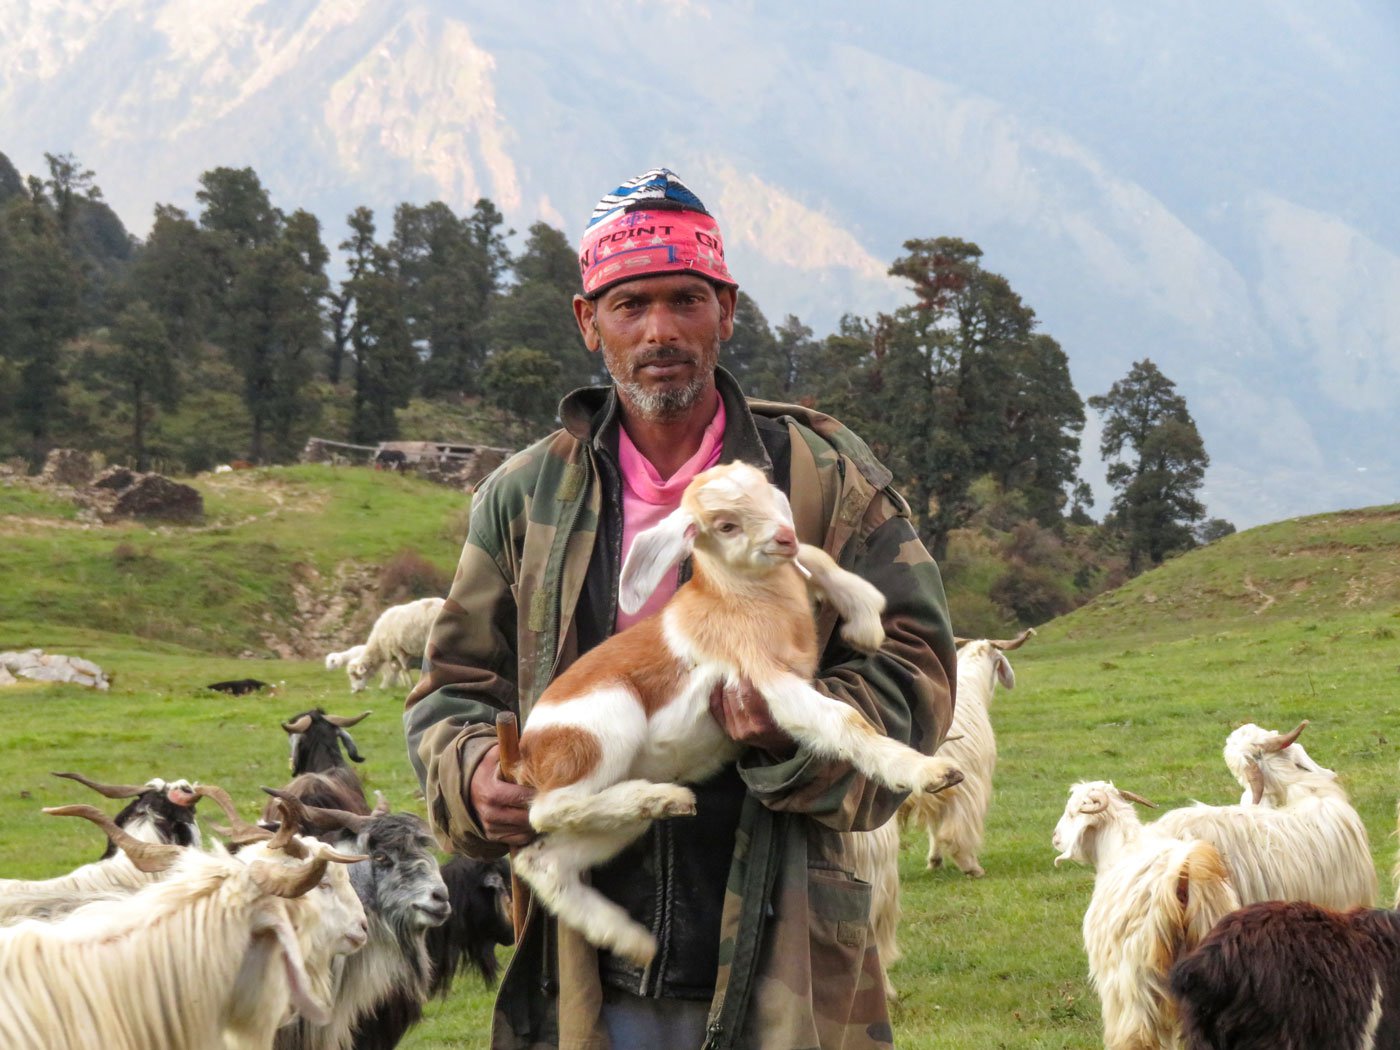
[635, 347, 695, 368]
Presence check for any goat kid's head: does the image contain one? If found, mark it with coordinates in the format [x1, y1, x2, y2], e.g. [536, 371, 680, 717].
[619, 462, 799, 613]
[1223, 721, 1331, 806]
[1052, 780, 1157, 868]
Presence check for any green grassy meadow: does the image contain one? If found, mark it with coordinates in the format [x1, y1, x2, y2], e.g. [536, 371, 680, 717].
[2, 469, 1398, 1048]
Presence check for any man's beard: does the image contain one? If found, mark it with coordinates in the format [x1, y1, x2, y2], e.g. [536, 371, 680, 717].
[602, 338, 720, 422]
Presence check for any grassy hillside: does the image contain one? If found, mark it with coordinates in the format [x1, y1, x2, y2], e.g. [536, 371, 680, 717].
[2, 479, 1398, 1048]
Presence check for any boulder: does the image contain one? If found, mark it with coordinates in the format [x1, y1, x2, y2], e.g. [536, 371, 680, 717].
[82, 468, 204, 523]
[39, 448, 99, 487]
[0, 649, 110, 691]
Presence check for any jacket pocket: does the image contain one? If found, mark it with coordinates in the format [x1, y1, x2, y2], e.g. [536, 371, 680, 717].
[807, 866, 873, 1028]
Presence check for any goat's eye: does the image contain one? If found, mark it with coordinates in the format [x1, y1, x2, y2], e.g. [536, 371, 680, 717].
[716, 521, 738, 534]
[374, 853, 390, 865]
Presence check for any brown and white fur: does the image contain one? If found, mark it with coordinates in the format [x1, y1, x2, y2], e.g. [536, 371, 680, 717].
[512, 461, 961, 965]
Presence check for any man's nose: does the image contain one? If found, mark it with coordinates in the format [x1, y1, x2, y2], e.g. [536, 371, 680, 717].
[643, 303, 682, 344]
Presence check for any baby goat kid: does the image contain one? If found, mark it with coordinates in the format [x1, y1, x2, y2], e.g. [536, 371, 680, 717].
[513, 461, 960, 965]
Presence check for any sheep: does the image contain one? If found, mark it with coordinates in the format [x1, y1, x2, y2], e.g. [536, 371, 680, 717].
[270, 708, 374, 820]
[346, 598, 445, 694]
[1053, 781, 1240, 1050]
[840, 818, 903, 1002]
[51, 769, 202, 857]
[1169, 899, 1400, 1050]
[510, 461, 962, 966]
[1153, 720, 1377, 911]
[259, 790, 452, 1050]
[899, 629, 1033, 877]
[0, 802, 368, 1050]
[325, 645, 366, 672]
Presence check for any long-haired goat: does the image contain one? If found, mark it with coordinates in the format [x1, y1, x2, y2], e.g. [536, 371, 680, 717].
[512, 461, 961, 965]
[349, 855, 514, 1049]
[261, 790, 453, 1050]
[0, 803, 367, 1050]
[51, 770, 202, 857]
[0, 782, 229, 924]
[1153, 721, 1377, 911]
[1053, 781, 1240, 1050]
[900, 629, 1032, 877]
[346, 598, 444, 694]
[1170, 899, 1400, 1050]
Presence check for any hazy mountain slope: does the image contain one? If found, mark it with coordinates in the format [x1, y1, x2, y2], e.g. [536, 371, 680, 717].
[3, 0, 1396, 527]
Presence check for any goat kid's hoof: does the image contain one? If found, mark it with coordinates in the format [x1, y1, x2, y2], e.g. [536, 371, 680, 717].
[918, 764, 964, 795]
[643, 786, 697, 820]
[613, 929, 659, 967]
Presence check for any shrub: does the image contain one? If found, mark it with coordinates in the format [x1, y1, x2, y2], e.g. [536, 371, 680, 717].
[378, 547, 452, 604]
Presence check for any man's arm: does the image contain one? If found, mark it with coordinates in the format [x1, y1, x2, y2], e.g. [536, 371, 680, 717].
[404, 522, 524, 861]
[732, 494, 956, 832]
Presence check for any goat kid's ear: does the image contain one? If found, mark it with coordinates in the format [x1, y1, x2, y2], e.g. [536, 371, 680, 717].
[619, 507, 697, 614]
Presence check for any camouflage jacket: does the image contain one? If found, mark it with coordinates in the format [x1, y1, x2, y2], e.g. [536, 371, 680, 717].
[404, 369, 956, 1050]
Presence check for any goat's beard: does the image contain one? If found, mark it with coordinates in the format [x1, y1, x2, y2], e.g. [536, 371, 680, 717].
[602, 336, 720, 422]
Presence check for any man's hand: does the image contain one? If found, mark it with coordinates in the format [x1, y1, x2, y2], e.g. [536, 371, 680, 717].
[468, 743, 536, 847]
[709, 679, 798, 760]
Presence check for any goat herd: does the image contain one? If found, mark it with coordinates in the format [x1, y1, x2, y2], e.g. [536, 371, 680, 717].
[3, 625, 1393, 1050]
[0, 706, 513, 1050]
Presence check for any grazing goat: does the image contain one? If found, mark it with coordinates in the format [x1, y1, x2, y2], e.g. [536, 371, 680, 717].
[269, 708, 374, 820]
[1154, 720, 1377, 911]
[350, 855, 514, 1049]
[0, 803, 368, 1050]
[52, 769, 202, 858]
[1053, 781, 1240, 1050]
[841, 818, 903, 1002]
[261, 790, 452, 1050]
[512, 461, 962, 965]
[900, 629, 1032, 877]
[1170, 899, 1400, 1050]
[346, 598, 444, 694]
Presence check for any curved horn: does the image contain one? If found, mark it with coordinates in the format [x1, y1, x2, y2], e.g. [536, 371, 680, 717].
[336, 728, 366, 764]
[1246, 762, 1266, 806]
[1078, 793, 1110, 815]
[1265, 720, 1309, 753]
[989, 628, 1037, 651]
[44, 804, 182, 872]
[1116, 789, 1158, 809]
[281, 714, 314, 735]
[249, 852, 331, 898]
[51, 771, 149, 799]
[325, 710, 371, 729]
[265, 798, 310, 859]
[196, 784, 277, 846]
[371, 791, 390, 817]
[262, 787, 372, 836]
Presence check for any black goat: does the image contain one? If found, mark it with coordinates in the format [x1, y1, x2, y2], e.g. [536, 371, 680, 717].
[265, 789, 453, 1050]
[206, 678, 272, 695]
[1170, 899, 1400, 1050]
[265, 708, 373, 821]
[51, 771, 201, 859]
[350, 854, 515, 1049]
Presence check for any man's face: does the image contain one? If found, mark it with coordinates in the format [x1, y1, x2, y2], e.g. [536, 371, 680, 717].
[573, 274, 736, 422]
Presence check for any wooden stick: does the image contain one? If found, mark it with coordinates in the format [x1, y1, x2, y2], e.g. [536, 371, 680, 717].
[494, 711, 529, 943]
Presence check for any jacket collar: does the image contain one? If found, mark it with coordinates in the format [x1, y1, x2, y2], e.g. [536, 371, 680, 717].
[557, 367, 774, 478]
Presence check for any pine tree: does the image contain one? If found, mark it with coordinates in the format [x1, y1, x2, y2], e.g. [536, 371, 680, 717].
[341, 208, 415, 443]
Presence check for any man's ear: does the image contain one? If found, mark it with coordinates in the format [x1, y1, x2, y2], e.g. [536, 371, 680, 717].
[573, 294, 601, 352]
[619, 508, 696, 614]
[716, 285, 737, 341]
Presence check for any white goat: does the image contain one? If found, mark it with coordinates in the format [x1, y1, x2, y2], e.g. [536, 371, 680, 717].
[1053, 781, 1240, 1050]
[0, 804, 368, 1050]
[900, 629, 1031, 877]
[346, 598, 444, 693]
[1153, 720, 1377, 911]
[511, 461, 962, 965]
[841, 818, 902, 1001]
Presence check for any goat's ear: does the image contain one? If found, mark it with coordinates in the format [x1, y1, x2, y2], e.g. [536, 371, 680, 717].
[253, 901, 331, 1026]
[995, 652, 1016, 690]
[619, 508, 696, 614]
